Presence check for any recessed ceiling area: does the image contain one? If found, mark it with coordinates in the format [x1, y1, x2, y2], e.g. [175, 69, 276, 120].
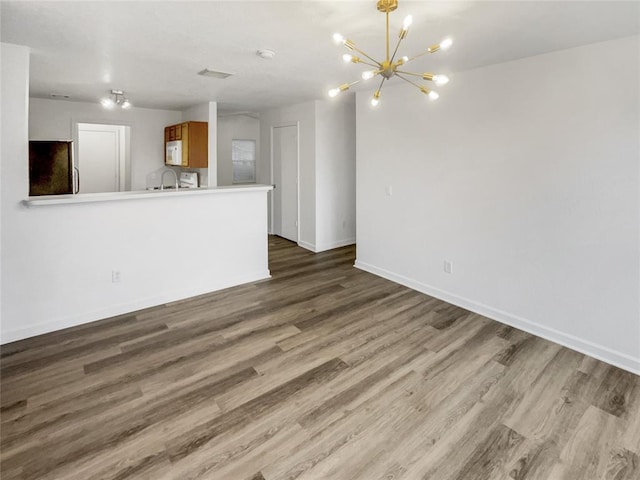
[1, 1, 638, 113]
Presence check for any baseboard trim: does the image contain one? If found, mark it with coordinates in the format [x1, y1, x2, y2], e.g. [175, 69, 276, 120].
[315, 238, 356, 253]
[354, 259, 640, 375]
[298, 238, 356, 253]
[297, 240, 317, 252]
[1, 269, 271, 345]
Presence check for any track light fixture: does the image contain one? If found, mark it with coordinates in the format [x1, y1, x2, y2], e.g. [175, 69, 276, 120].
[100, 89, 132, 110]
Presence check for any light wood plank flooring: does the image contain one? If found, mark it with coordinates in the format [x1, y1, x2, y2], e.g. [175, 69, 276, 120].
[1, 236, 639, 479]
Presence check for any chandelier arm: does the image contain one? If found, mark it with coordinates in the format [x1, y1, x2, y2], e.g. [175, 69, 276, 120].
[359, 60, 382, 68]
[395, 73, 424, 90]
[347, 44, 382, 66]
[386, 11, 390, 61]
[406, 50, 431, 63]
[395, 70, 424, 78]
[389, 35, 404, 64]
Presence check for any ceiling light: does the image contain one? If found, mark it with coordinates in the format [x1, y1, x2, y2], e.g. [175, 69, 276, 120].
[100, 89, 132, 110]
[328, 0, 453, 106]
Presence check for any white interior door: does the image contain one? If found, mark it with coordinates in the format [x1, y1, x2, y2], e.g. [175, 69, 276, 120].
[77, 123, 125, 193]
[273, 125, 298, 242]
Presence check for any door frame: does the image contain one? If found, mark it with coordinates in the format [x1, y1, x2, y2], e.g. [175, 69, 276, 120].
[270, 122, 300, 243]
[72, 117, 133, 192]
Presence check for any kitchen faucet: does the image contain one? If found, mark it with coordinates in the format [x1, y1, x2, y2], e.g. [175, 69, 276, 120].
[160, 169, 179, 190]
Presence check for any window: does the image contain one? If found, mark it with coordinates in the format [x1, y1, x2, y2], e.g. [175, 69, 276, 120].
[232, 139, 256, 184]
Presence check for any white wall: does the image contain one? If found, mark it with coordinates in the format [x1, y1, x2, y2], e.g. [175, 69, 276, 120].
[1, 43, 31, 335]
[315, 97, 356, 251]
[355, 35, 640, 374]
[29, 98, 182, 191]
[260, 101, 316, 244]
[217, 115, 260, 186]
[182, 103, 209, 122]
[1, 43, 270, 344]
[181, 102, 217, 187]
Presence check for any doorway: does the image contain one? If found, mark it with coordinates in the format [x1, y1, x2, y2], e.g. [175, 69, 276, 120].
[76, 123, 130, 193]
[272, 124, 299, 242]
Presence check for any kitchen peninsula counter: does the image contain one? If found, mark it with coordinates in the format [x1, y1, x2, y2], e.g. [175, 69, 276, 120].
[23, 184, 273, 207]
[6, 183, 272, 343]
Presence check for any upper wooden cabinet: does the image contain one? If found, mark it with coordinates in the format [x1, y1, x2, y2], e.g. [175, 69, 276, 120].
[164, 121, 208, 168]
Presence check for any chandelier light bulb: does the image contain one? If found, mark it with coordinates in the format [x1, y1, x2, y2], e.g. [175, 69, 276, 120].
[402, 15, 413, 29]
[402, 56, 409, 62]
[343, 54, 353, 63]
[440, 38, 453, 50]
[428, 90, 440, 101]
[101, 97, 115, 109]
[328, 88, 340, 98]
[361, 70, 376, 80]
[333, 33, 345, 44]
[371, 90, 381, 107]
[433, 74, 449, 86]
[121, 99, 132, 109]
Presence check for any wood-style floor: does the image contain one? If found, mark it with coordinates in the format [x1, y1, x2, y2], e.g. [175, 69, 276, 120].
[1, 236, 639, 480]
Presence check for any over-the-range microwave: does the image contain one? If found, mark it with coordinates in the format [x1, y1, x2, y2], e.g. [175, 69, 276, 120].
[166, 140, 182, 166]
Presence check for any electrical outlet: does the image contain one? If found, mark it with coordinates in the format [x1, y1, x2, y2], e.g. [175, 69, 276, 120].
[444, 261, 453, 274]
[112, 270, 122, 283]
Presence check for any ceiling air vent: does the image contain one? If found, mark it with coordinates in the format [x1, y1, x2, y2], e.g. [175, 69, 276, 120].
[198, 69, 233, 79]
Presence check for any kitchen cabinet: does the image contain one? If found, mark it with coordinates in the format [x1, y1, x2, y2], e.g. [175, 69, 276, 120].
[164, 121, 208, 168]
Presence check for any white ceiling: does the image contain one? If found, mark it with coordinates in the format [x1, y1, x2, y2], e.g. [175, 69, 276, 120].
[1, 1, 638, 114]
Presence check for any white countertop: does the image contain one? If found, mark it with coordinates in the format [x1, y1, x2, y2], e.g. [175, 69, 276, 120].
[23, 184, 273, 207]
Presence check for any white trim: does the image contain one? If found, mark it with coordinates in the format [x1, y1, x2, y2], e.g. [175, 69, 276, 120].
[76, 123, 128, 192]
[296, 123, 300, 243]
[354, 259, 640, 376]
[23, 184, 273, 207]
[297, 240, 317, 252]
[298, 238, 356, 253]
[269, 127, 274, 233]
[2, 269, 271, 344]
[73, 118, 133, 193]
[270, 123, 300, 242]
[315, 237, 356, 252]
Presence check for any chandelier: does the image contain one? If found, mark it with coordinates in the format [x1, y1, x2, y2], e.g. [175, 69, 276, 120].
[101, 89, 132, 110]
[328, 0, 452, 106]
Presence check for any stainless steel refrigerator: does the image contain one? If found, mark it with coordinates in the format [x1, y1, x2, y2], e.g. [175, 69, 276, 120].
[29, 141, 79, 196]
